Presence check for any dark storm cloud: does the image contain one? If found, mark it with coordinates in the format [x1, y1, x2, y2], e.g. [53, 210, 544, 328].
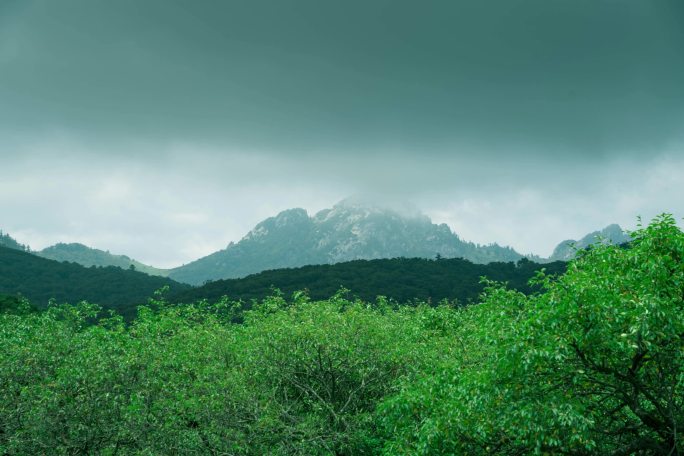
[2, 0, 683, 156]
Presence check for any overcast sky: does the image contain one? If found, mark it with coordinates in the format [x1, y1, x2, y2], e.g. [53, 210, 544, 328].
[1, 0, 683, 268]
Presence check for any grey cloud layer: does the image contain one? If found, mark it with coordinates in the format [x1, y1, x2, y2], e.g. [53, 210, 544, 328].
[1, 0, 683, 154]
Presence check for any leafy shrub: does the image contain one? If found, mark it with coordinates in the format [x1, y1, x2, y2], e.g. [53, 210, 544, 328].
[379, 214, 684, 455]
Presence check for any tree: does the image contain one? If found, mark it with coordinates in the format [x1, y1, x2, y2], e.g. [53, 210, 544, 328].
[381, 214, 684, 455]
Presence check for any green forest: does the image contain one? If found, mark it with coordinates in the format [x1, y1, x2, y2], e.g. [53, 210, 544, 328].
[0, 242, 564, 321]
[172, 256, 567, 307]
[1, 214, 683, 455]
[0, 246, 190, 320]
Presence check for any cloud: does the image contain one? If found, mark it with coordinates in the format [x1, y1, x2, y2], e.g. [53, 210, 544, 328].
[1, 0, 683, 155]
[0, 138, 351, 266]
[424, 149, 684, 257]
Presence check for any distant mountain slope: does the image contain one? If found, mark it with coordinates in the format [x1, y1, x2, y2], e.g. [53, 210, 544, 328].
[38, 243, 169, 277]
[0, 246, 190, 320]
[171, 256, 567, 306]
[169, 199, 525, 285]
[549, 224, 630, 261]
[0, 230, 29, 252]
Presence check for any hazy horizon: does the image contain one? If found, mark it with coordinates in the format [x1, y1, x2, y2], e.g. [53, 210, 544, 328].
[0, 195, 660, 269]
[2, 0, 683, 267]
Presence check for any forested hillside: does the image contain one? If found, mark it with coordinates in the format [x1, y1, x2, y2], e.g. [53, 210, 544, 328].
[0, 231, 29, 252]
[172, 256, 566, 306]
[0, 246, 189, 319]
[1, 215, 681, 455]
[38, 242, 169, 277]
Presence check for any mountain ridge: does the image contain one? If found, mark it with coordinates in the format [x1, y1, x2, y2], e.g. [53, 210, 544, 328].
[549, 223, 631, 261]
[168, 199, 526, 285]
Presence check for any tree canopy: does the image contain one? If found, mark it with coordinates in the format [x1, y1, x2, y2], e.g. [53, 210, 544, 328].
[381, 214, 684, 454]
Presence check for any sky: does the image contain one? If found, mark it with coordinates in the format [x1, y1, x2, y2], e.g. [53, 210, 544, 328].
[1, 0, 683, 268]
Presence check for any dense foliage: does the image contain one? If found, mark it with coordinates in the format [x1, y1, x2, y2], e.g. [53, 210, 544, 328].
[0, 246, 190, 320]
[1, 215, 682, 455]
[0, 292, 453, 454]
[171, 256, 566, 307]
[381, 214, 684, 454]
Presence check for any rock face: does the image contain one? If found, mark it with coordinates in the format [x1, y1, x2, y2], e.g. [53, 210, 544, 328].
[168, 199, 524, 285]
[549, 224, 630, 262]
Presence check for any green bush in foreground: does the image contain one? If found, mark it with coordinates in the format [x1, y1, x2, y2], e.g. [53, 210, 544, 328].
[0, 290, 455, 455]
[0, 214, 682, 455]
[381, 214, 684, 455]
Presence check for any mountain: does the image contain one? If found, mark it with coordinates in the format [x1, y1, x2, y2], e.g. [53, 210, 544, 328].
[0, 245, 190, 320]
[0, 230, 29, 252]
[168, 198, 525, 285]
[170, 256, 567, 308]
[549, 224, 631, 261]
[38, 243, 169, 277]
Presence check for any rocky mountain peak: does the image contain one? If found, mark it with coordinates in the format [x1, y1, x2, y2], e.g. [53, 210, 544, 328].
[244, 208, 311, 241]
[549, 224, 630, 261]
[168, 198, 525, 284]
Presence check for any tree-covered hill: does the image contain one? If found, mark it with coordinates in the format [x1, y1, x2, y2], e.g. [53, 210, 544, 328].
[0, 230, 29, 252]
[0, 246, 190, 319]
[171, 256, 567, 306]
[38, 242, 169, 277]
